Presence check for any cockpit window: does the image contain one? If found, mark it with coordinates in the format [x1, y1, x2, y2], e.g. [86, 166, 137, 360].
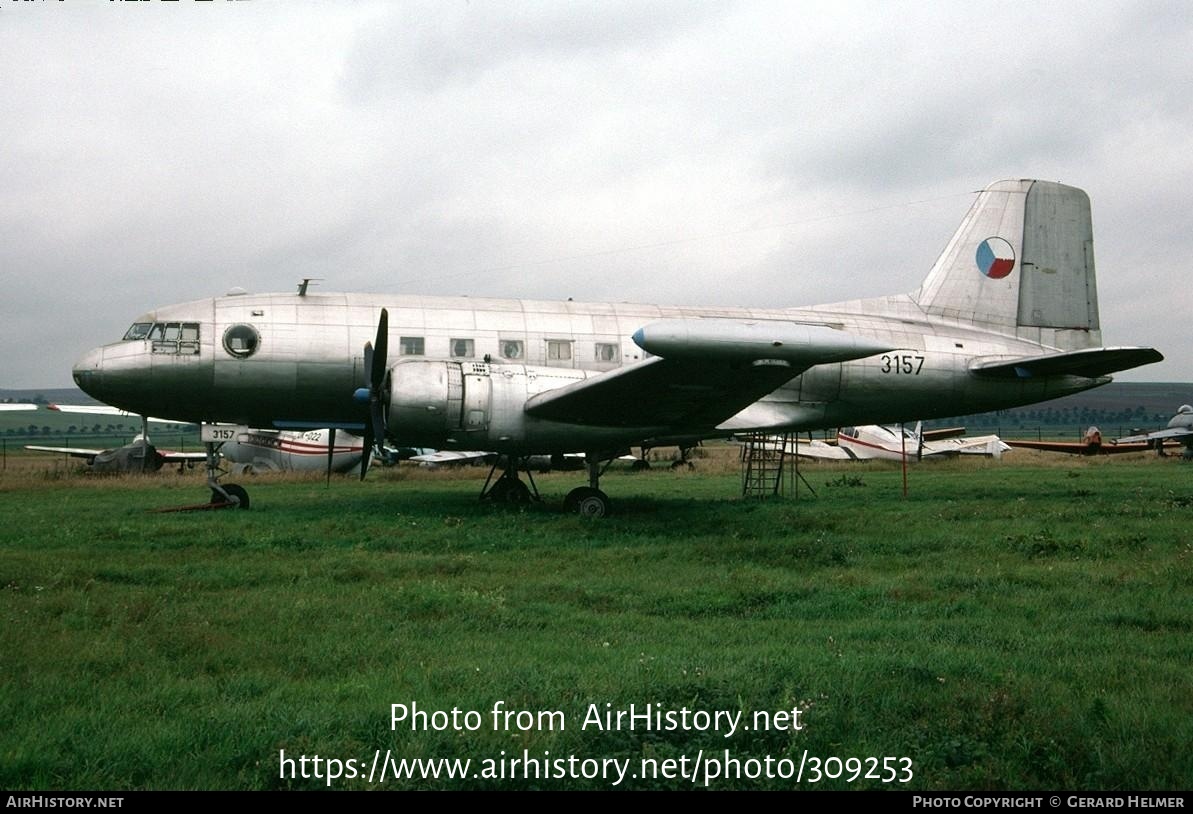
[131, 321, 202, 355]
[223, 324, 260, 359]
[123, 323, 152, 341]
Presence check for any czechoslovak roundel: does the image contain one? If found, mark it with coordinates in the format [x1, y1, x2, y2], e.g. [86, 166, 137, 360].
[976, 237, 1015, 279]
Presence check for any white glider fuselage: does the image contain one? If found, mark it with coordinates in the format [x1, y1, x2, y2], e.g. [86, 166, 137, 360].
[72, 180, 1162, 456]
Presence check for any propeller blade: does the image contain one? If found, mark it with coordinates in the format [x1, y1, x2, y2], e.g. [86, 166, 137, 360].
[370, 396, 387, 449]
[372, 308, 388, 390]
[357, 308, 390, 483]
[360, 424, 373, 482]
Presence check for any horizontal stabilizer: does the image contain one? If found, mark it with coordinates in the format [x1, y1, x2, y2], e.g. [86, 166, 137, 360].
[970, 346, 1163, 379]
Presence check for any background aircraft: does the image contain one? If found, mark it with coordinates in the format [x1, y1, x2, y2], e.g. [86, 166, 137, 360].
[789, 423, 1009, 462]
[1006, 425, 1178, 456]
[407, 449, 640, 471]
[1115, 405, 1193, 459]
[33, 404, 370, 476]
[26, 437, 207, 474]
[70, 180, 1163, 514]
[220, 428, 366, 475]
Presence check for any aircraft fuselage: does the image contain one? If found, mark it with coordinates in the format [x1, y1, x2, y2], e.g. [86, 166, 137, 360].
[73, 290, 1107, 455]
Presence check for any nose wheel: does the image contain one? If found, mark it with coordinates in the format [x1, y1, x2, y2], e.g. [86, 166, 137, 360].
[204, 441, 250, 509]
[210, 482, 250, 509]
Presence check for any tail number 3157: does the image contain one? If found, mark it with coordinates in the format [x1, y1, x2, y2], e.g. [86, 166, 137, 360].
[880, 354, 925, 375]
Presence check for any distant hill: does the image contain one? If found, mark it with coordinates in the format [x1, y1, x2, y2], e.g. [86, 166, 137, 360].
[0, 387, 98, 406]
[932, 381, 1193, 436]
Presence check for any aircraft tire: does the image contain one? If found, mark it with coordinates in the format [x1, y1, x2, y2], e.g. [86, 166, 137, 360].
[631, 459, 651, 472]
[565, 487, 610, 517]
[487, 477, 530, 505]
[210, 483, 251, 509]
[501, 479, 531, 505]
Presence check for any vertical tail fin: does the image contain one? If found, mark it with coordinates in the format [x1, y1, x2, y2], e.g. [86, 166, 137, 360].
[914, 179, 1101, 351]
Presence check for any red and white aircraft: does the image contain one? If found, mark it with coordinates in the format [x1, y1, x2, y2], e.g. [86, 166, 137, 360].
[792, 423, 1009, 462]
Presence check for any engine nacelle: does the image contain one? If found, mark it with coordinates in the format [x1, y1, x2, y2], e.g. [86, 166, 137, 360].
[387, 360, 645, 452]
[388, 360, 607, 450]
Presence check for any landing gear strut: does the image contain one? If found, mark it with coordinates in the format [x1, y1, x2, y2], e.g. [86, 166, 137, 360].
[480, 456, 539, 505]
[205, 441, 250, 509]
[670, 445, 696, 470]
[564, 456, 612, 517]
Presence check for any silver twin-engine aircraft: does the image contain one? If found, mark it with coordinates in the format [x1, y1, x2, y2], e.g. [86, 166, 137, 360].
[72, 179, 1162, 514]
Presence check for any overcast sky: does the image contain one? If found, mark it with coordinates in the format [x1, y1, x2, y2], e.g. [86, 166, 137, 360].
[2, 0, 1190, 388]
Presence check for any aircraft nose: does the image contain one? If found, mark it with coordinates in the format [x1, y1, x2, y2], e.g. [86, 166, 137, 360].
[72, 347, 105, 400]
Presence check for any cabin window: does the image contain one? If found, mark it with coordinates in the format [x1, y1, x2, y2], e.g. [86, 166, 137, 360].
[223, 324, 260, 359]
[399, 337, 425, 356]
[451, 338, 474, 358]
[501, 339, 524, 360]
[547, 340, 572, 361]
[595, 342, 619, 362]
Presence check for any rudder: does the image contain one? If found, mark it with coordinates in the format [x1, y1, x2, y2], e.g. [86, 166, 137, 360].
[914, 179, 1101, 351]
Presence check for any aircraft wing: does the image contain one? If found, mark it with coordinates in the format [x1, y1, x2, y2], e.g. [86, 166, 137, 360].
[791, 440, 854, 460]
[970, 347, 1163, 379]
[921, 435, 1010, 457]
[524, 357, 801, 429]
[408, 450, 493, 465]
[24, 445, 104, 461]
[525, 319, 894, 430]
[1116, 428, 1193, 444]
[1005, 439, 1152, 455]
[159, 450, 209, 463]
[48, 404, 184, 424]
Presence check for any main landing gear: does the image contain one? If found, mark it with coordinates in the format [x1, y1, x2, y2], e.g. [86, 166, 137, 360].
[480, 458, 539, 506]
[563, 457, 612, 517]
[480, 454, 613, 516]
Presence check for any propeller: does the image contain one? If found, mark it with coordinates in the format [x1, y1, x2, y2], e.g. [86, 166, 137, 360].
[354, 308, 390, 481]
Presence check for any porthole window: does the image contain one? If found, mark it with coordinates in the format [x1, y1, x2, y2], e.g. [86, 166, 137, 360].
[223, 324, 260, 358]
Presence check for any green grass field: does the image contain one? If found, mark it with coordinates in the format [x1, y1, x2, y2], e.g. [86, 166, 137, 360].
[1, 451, 1190, 790]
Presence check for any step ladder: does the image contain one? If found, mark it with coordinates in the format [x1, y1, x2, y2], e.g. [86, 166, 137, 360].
[740, 433, 817, 499]
[741, 433, 791, 498]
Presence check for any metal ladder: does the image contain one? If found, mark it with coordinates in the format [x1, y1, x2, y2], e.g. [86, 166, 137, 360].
[741, 433, 791, 498]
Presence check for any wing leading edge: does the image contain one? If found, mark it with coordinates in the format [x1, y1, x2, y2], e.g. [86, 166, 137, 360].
[525, 319, 895, 430]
